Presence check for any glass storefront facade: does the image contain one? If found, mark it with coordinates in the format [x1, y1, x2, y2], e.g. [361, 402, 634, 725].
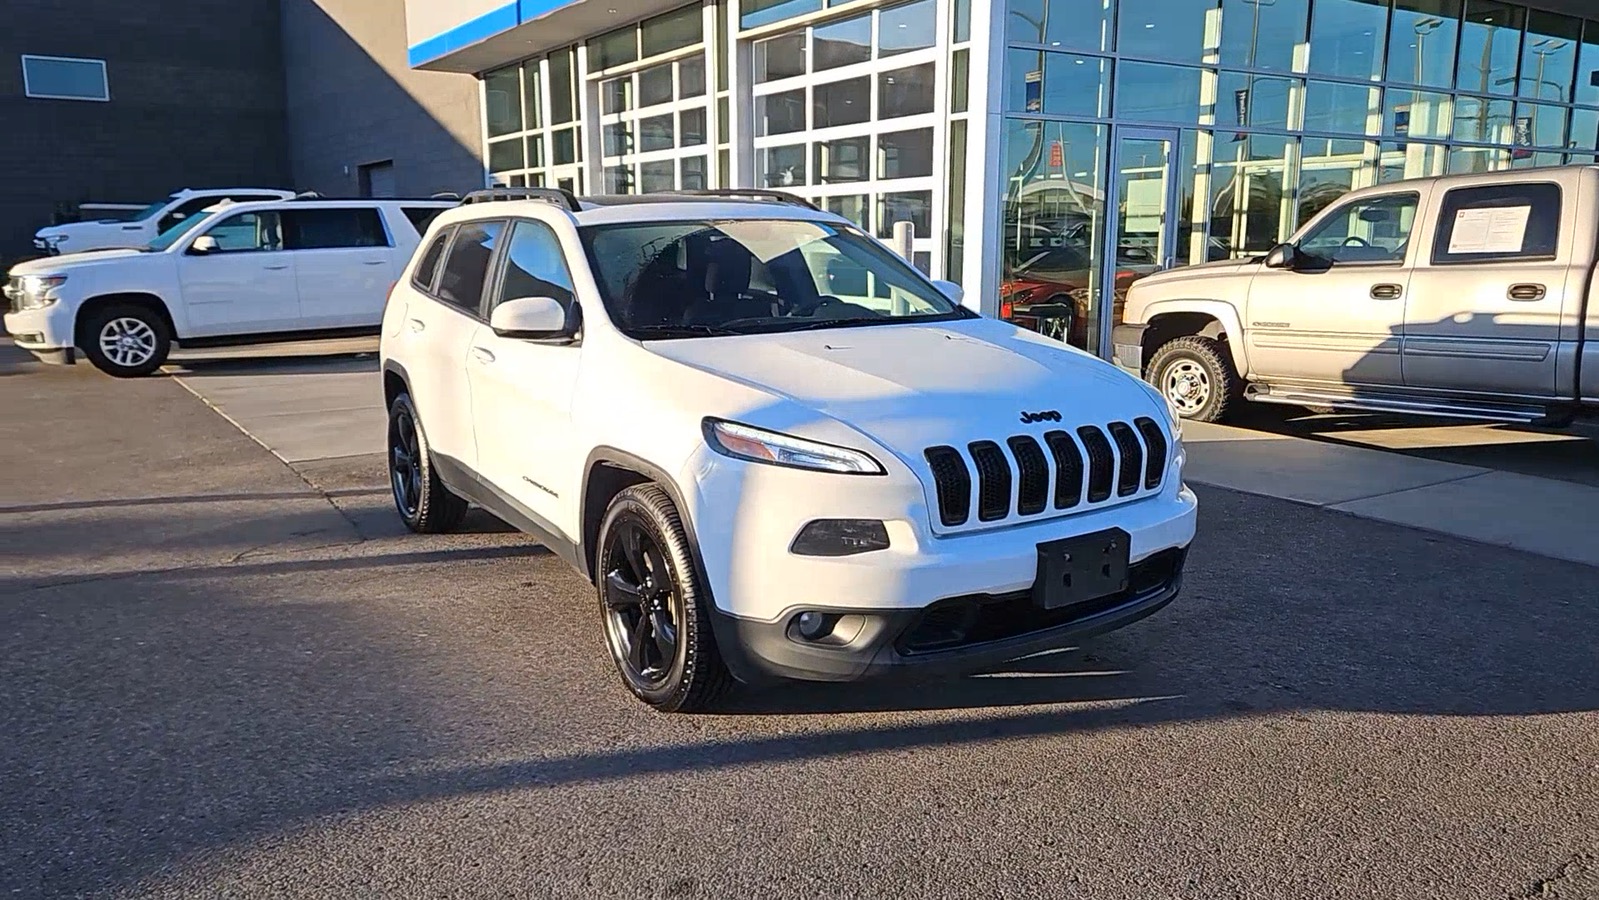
[452, 0, 1599, 358]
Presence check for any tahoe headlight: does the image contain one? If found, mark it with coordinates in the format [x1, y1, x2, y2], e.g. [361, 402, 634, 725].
[703, 418, 885, 475]
[4, 275, 67, 310]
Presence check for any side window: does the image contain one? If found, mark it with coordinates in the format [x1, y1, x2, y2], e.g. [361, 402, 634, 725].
[1298, 193, 1420, 266]
[402, 206, 447, 234]
[436, 220, 505, 313]
[1431, 183, 1562, 265]
[412, 229, 451, 293]
[162, 196, 222, 231]
[198, 211, 281, 253]
[282, 208, 390, 250]
[491, 220, 577, 311]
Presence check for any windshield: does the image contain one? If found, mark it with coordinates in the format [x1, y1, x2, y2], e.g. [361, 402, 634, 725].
[131, 195, 178, 222]
[578, 219, 972, 339]
[147, 211, 214, 251]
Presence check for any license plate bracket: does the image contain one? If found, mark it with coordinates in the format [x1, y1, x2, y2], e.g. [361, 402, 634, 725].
[1033, 528, 1131, 610]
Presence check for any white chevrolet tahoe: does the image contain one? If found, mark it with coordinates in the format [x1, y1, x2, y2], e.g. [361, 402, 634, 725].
[380, 188, 1198, 712]
[5, 197, 454, 376]
[32, 187, 296, 255]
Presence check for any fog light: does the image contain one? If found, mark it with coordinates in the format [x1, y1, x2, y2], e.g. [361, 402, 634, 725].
[796, 611, 829, 639]
[789, 519, 890, 557]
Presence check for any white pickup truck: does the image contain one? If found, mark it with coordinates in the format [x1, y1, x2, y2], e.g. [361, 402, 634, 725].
[1114, 165, 1599, 427]
[32, 188, 295, 255]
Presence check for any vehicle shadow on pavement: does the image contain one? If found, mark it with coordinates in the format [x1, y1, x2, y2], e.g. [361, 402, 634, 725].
[162, 351, 380, 379]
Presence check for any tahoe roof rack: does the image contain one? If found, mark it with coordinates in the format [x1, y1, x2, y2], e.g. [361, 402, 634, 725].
[664, 189, 818, 210]
[461, 187, 582, 212]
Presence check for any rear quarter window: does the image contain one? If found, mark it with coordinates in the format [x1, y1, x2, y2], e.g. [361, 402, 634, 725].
[412, 229, 452, 293]
[1431, 182, 1562, 265]
[402, 206, 447, 234]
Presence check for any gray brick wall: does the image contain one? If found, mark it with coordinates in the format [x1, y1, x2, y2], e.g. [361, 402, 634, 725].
[0, 0, 290, 264]
[280, 0, 482, 200]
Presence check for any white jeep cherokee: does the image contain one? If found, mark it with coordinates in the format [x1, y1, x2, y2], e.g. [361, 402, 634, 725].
[381, 188, 1198, 712]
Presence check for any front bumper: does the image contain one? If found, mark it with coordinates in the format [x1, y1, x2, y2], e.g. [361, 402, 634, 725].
[4, 304, 74, 357]
[711, 545, 1187, 683]
[1111, 323, 1147, 376]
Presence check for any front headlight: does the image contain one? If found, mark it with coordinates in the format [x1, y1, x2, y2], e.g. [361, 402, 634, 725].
[703, 418, 885, 475]
[9, 275, 68, 310]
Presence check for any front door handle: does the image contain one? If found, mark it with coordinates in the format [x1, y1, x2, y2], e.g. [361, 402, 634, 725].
[470, 346, 496, 364]
[1508, 283, 1547, 301]
[408, 318, 426, 333]
[1370, 283, 1404, 300]
[263, 263, 290, 270]
[361, 260, 388, 266]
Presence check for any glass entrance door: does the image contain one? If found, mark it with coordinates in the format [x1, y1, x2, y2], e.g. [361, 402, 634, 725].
[1102, 127, 1183, 356]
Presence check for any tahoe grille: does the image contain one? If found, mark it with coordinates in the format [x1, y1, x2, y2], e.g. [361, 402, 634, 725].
[923, 417, 1168, 528]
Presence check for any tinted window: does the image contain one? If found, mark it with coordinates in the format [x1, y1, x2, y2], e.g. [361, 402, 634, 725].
[403, 206, 447, 234]
[436, 221, 504, 312]
[283, 208, 389, 250]
[412, 231, 451, 292]
[1299, 194, 1420, 265]
[199, 211, 282, 253]
[493, 221, 577, 312]
[1432, 183, 1562, 265]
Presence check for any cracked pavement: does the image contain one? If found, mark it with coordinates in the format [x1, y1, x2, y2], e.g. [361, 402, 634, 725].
[1, 345, 1596, 899]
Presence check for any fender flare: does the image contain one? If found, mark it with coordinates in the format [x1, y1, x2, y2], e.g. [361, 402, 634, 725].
[1141, 299, 1250, 376]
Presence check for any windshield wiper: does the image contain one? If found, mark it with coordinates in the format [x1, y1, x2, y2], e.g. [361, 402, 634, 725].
[630, 323, 744, 339]
[777, 315, 958, 333]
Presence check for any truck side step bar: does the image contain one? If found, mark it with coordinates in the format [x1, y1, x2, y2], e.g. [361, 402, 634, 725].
[1246, 383, 1550, 424]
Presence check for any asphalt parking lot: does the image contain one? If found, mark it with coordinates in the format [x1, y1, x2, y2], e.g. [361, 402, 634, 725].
[3, 342, 1597, 899]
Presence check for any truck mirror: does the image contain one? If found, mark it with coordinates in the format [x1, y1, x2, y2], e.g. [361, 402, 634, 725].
[1264, 244, 1298, 270]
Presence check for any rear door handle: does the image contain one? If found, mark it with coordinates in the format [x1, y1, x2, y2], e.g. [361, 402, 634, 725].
[361, 260, 388, 266]
[408, 318, 425, 333]
[263, 263, 290, 270]
[1370, 283, 1404, 300]
[1508, 283, 1546, 301]
[470, 346, 496, 364]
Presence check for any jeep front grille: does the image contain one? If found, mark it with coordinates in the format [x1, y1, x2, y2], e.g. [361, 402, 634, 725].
[923, 417, 1168, 528]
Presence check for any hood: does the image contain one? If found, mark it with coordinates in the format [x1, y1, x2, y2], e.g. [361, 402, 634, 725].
[643, 317, 1167, 456]
[1135, 257, 1255, 285]
[9, 248, 151, 275]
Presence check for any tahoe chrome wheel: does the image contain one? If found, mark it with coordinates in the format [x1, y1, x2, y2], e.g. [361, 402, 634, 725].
[601, 520, 681, 687]
[388, 406, 422, 518]
[98, 317, 158, 369]
[1162, 359, 1211, 415]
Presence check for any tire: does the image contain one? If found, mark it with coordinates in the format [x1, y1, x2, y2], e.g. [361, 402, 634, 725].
[1147, 335, 1241, 424]
[595, 483, 733, 713]
[386, 392, 468, 534]
[79, 303, 171, 378]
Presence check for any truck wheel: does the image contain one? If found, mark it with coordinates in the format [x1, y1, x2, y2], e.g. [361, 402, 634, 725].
[1148, 336, 1239, 424]
[596, 483, 733, 713]
[80, 304, 171, 378]
[386, 393, 468, 533]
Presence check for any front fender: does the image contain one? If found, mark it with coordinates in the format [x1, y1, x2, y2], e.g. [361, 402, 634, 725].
[1141, 299, 1250, 376]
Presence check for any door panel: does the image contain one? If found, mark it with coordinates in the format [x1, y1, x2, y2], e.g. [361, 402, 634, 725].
[292, 247, 396, 329]
[177, 211, 299, 336]
[1402, 182, 1569, 398]
[401, 298, 479, 469]
[1244, 191, 1424, 386]
[468, 328, 582, 531]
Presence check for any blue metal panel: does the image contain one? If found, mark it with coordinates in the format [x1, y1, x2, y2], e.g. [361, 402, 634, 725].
[408, 0, 589, 68]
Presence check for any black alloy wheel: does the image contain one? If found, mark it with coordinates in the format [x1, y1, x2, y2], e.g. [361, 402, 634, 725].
[602, 519, 681, 687]
[385, 392, 468, 533]
[389, 405, 423, 519]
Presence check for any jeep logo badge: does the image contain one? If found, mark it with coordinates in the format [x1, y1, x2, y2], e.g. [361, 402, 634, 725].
[1020, 410, 1062, 424]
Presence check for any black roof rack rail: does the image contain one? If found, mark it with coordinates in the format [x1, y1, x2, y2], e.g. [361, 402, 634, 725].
[666, 189, 819, 210]
[461, 187, 582, 212]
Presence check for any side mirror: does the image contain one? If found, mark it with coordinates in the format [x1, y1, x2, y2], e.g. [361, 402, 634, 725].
[931, 279, 964, 304]
[490, 296, 573, 340]
[1263, 243, 1298, 270]
[189, 235, 220, 255]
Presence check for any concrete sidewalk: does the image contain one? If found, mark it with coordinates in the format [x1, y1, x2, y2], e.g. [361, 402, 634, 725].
[1184, 422, 1599, 568]
[165, 346, 1599, 569]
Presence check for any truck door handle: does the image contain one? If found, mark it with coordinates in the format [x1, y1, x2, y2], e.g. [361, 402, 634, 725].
[1370, 283, 1404, 300]
[361, 260, 388, 266]
[470, 346, 496, 364]
[408, 318, 425, 333]
[263, 263, 290, 270]
[1508, 283, 1546, 301]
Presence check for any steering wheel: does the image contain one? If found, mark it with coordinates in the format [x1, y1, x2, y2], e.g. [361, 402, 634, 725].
[1341, 236, 1372, 248]
[789, 294, 845, 318]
